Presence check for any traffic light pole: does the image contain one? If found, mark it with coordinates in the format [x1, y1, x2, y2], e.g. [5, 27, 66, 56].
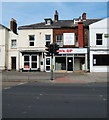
[50, 54, 54, 80]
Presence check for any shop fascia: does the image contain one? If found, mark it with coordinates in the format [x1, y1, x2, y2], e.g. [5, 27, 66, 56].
[57, 48, 87, 54]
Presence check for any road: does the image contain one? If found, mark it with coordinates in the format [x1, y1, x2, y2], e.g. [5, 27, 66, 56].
[2, 82, 108, 119]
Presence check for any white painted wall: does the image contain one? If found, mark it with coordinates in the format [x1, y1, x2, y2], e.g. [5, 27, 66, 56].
[18, 29, 53, 71]
[0, 26, 9, 70]
[8, 31, 18, 70]
[89, 18, 109, 72]
[18, 29, 53, 51]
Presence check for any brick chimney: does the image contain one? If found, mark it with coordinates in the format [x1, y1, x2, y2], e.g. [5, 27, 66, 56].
[54, 10, 59, 21]
[78, 21, 84, 48]
[10, 18, 17, 34]
[82, 13, 86, 21]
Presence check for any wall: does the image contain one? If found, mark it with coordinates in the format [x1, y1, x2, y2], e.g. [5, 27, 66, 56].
[18, 29, 53, 71]
[89, 18, 109, 72]
[8, 31, 18, 70]
[53, 28, 78, 47]
[0, 27, 9, 70]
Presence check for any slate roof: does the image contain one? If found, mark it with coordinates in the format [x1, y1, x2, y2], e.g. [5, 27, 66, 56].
[0, 24, 10, 31]
[18, 19, 102, 30]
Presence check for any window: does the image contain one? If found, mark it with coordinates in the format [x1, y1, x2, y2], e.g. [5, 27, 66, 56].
[55, 57, 66, 70]
[45, 35, 51, 46]
[31, 55, 37, 68]
[24, 55, 30, 69]
[11, 40, 16, 48]
[96, 34, 102, 45]
[93, 55, 109, 66]
[29, 35, 35, 46]
[56, 35, 63, 47]
[24, 55, 37, 69]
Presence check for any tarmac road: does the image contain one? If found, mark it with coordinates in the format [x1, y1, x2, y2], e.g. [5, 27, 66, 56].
[2, 82, 108, 119]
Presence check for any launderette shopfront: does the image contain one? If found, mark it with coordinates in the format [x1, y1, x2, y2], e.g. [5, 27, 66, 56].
[53, 48, 88, 72]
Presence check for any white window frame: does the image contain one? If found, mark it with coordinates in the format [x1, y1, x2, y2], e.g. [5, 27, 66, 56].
[11, 39, 17, 48]
[23, 55, 30, 70]
[31, 54, 37, 70]
[45, 35, 51, 46]
[96, 33, 103, 45]
[29, 35, 35, 46]
[56, 35, 63, 47]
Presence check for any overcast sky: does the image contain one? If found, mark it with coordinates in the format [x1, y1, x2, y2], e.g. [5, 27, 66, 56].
[1, 1, 108, 28]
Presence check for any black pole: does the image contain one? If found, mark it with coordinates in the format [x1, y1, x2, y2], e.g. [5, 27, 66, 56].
[50, 54, 54, 80]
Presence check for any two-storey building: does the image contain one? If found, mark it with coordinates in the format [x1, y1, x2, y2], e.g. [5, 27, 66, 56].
[89, 18, 109, 72]
[0, 24, 9, 70]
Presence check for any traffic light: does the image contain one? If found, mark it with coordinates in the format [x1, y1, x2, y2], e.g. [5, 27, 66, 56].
[53, 43, 59, 55]
[45, 45, 50, 55]
[49, 44, 54, 54]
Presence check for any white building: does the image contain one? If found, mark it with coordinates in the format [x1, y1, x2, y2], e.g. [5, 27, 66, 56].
[0, 24, 10, 70]
[89, 18, 109, 72]
[18, 28, 53, 72]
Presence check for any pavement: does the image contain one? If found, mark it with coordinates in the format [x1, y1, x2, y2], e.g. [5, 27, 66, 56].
[1, 71, 108, 89]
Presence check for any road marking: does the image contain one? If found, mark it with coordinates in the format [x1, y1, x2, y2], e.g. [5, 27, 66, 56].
[17, 82, 27, 86]
[4, 87, 11, 90]
[103, 98, 107, 101]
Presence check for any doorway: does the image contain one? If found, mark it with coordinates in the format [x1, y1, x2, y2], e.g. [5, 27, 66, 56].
[67, 57, 73, 71]
[11, 57, 16, 70]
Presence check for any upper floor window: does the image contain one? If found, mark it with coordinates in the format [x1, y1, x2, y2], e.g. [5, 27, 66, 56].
[11, 39, 17, 48]
[45, 35, 51, 46]
[56, 35, 63, 47]
[96, 34, 102, 45]
[29, 35, 35, 46]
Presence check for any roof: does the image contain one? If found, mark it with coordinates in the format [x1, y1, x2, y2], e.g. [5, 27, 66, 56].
[18, 19, 102, 30]
[0, 24, 10, 31]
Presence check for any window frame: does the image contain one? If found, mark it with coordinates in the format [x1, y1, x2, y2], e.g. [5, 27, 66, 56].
[45, 35, 51, 46]
[93, 54, 109, 66]
[11, 39, 17, 48]
[29, 35, 35, 46]
[96, 33, 103, 45]
[56, 35, 63, 47]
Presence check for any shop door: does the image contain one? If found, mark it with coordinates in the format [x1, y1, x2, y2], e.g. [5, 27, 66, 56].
[11, 57, 16, 70]
[67, 57, 73, 71]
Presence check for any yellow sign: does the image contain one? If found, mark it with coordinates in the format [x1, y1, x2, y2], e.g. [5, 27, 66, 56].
[52, 65, 54, 69]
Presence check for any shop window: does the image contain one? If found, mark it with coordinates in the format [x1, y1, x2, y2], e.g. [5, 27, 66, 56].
[31, 55, 37, 68]
[11, 39, 17, 48]
[45, 35, 51, 46]
[29, 35, 35, 46]
[93, 55, 109, 66]
[96, 34, 102, 45]
[55, 57, 66, 70]
[56, 35, 63, 47]
[24, 55, 30, 68]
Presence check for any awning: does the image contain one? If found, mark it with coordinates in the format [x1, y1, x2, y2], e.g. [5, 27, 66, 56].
[20, 50, 46, 55]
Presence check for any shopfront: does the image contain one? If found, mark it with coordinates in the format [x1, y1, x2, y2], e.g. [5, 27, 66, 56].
[20, 50, 42, 71]
[54, 48, 88, 72]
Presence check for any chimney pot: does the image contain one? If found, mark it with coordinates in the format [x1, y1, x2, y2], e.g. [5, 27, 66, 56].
[54, 10, 59, 21]
[82, 13, 86, 21]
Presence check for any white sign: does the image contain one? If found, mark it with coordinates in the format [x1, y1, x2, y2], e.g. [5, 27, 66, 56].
[63, 33, 75, 45]
[57, 48, 87, 54]
[93, 59, 96, 64]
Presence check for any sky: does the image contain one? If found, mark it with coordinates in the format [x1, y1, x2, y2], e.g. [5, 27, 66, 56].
[0, 1, 108, 28]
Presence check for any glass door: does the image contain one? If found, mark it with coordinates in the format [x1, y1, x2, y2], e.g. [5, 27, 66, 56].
[67, 57, 73, 71]
[45, 57, 51, 72]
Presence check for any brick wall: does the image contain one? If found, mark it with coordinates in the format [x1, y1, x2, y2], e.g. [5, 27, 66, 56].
[53, 28, 78, 48]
